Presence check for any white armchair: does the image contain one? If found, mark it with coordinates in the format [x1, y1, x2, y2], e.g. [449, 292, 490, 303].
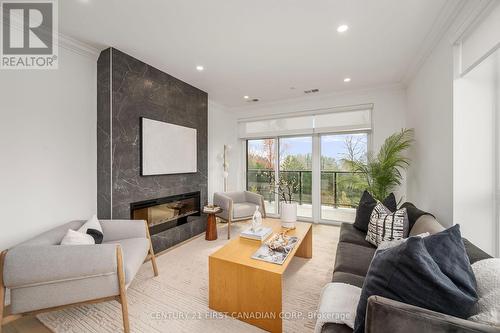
[0, 219, 158, 333]
[213, 191, 266, 239]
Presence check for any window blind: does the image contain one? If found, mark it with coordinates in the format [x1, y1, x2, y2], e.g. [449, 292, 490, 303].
[238, 107, 372, 139]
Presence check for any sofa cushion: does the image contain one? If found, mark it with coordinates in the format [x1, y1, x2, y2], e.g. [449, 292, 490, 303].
[18, 221, 85, 246]
[232, 202, 257, 219]
[339, 223, 375, 248]
[332, 271, 365, 288]
[104, 237, 149, 285]
[400, 202, 435, 231]
[321, 323, 353, 333]
[353, 191, 397, 233]
[334, 242, 376, 277]
[354, 225, 478, 333]
[408, 213, 444, 236]
[463, 238, 492, 264]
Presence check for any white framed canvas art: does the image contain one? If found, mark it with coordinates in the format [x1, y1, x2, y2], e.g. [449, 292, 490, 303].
[141, 117, 197, 175]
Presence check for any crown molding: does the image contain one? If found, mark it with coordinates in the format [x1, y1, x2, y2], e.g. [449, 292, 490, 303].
[5, 14, 101, 60]
[57, 33, 101, 60]
[401, 0, 498, 85]
[400, 0, 467, 85]
[447, 0, 498, 44]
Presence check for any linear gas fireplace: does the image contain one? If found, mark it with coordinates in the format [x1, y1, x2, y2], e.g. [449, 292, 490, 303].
[130, 191, 201, 236]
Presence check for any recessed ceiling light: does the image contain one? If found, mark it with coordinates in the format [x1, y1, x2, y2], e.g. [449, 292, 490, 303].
[243, 95, 249, 99]
[196, 65, 204, 71]
[337, 24, 349, 33]
[344, 77, 351, 82]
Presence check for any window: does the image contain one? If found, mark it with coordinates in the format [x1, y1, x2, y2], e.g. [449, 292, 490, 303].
[246, 139, 277, 214]
[246, 132, 369, 222]
[243, 107, 372, 223]
[320, 133, 368, 222]
[279, 136, 313, 218]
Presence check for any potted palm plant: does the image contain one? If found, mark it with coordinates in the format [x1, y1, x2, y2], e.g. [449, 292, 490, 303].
[344, 128, 414, 202]
[269, 173, 300, 228]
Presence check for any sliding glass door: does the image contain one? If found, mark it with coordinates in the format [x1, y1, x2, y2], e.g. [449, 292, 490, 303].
[279, 136, 313, 218]
[320, 133, 368, 222]
[246, 139, 277, 214]
[246, 132, 368, 222]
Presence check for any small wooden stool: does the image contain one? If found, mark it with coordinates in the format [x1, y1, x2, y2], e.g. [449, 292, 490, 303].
[204, 207, 222, 241]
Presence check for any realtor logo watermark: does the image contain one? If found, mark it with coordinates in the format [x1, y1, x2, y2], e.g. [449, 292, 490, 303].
[1, 0, 58, 69]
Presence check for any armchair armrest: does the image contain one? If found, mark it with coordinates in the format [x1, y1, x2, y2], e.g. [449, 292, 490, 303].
[100, 219, 147, 242]
[213, 192, 232, 221]
[244, 191, 266, 218]
[3, 244, 118, 289]
[365, 296, 498, 333]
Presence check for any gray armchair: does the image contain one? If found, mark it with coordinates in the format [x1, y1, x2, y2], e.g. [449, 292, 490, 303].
[213, 191, 266, 239]
[0, 219, 159, 333]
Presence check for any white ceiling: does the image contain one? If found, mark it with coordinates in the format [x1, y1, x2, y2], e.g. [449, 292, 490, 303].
[60, 0, 451, 107]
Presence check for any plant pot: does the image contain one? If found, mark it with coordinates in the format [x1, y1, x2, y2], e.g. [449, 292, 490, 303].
[280, 202, 297, 228]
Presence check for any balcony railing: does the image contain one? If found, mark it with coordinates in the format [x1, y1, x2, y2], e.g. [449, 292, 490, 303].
[247, 169, 367, 209]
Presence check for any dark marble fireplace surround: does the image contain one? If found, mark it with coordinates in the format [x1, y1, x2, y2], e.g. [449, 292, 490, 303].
[97, 48, 208, 253]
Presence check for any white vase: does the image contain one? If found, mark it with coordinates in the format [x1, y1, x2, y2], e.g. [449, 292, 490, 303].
[280, 202, 297, 228]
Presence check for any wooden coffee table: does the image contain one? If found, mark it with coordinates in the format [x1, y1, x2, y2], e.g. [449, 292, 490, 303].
[208, 218, 312, 333]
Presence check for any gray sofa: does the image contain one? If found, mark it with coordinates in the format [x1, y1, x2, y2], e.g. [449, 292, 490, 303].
[213, 191, 266, 239]
[323, 214, 497, 333]
[0, 219, 158, 333]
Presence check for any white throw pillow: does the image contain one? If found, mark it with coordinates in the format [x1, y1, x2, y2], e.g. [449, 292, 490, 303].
[468, 258, 500, 326]
[366, 202, 409, 247]
[77, 214, 104, 244]
[78, 214, 102, 234]
[314, 282, 361, 331]
[60, 229, 95, 245]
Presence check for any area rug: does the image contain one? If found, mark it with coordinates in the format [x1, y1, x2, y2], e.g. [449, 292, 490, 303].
[37, 222, 339, 332]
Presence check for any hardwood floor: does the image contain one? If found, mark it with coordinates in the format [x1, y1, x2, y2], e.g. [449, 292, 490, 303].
[3, 316, 50, 333]
[2, 220, 340, 333]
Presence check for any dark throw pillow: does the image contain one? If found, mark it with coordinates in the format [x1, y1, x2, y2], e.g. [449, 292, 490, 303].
[86, 228, 103, 244]
[353, 191, 397, 232]
[353, 225, 478, 333]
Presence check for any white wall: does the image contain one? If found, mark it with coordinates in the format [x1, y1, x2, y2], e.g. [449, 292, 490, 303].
[207, 100, 239, 202]
[0, 47, 97, 250]
[452, 1, 500, 255]
[453, 50, 498, 255]
[229, 85, 408, 200]
[405, 36, 454, 227]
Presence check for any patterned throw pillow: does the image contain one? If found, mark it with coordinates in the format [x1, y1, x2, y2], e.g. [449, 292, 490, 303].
[366, 203, 409, 246]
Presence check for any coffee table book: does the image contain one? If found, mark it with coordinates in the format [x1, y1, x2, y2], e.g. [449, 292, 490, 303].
[240, 226, 272, 241]
[251, 236, 298, 265]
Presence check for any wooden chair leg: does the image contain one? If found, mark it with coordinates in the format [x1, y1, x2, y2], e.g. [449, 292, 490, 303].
[149, 249, 159, 277]
[144, 221, 159, 277]
[116, 247, 130, 333]
[0, 251, 6, 333]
